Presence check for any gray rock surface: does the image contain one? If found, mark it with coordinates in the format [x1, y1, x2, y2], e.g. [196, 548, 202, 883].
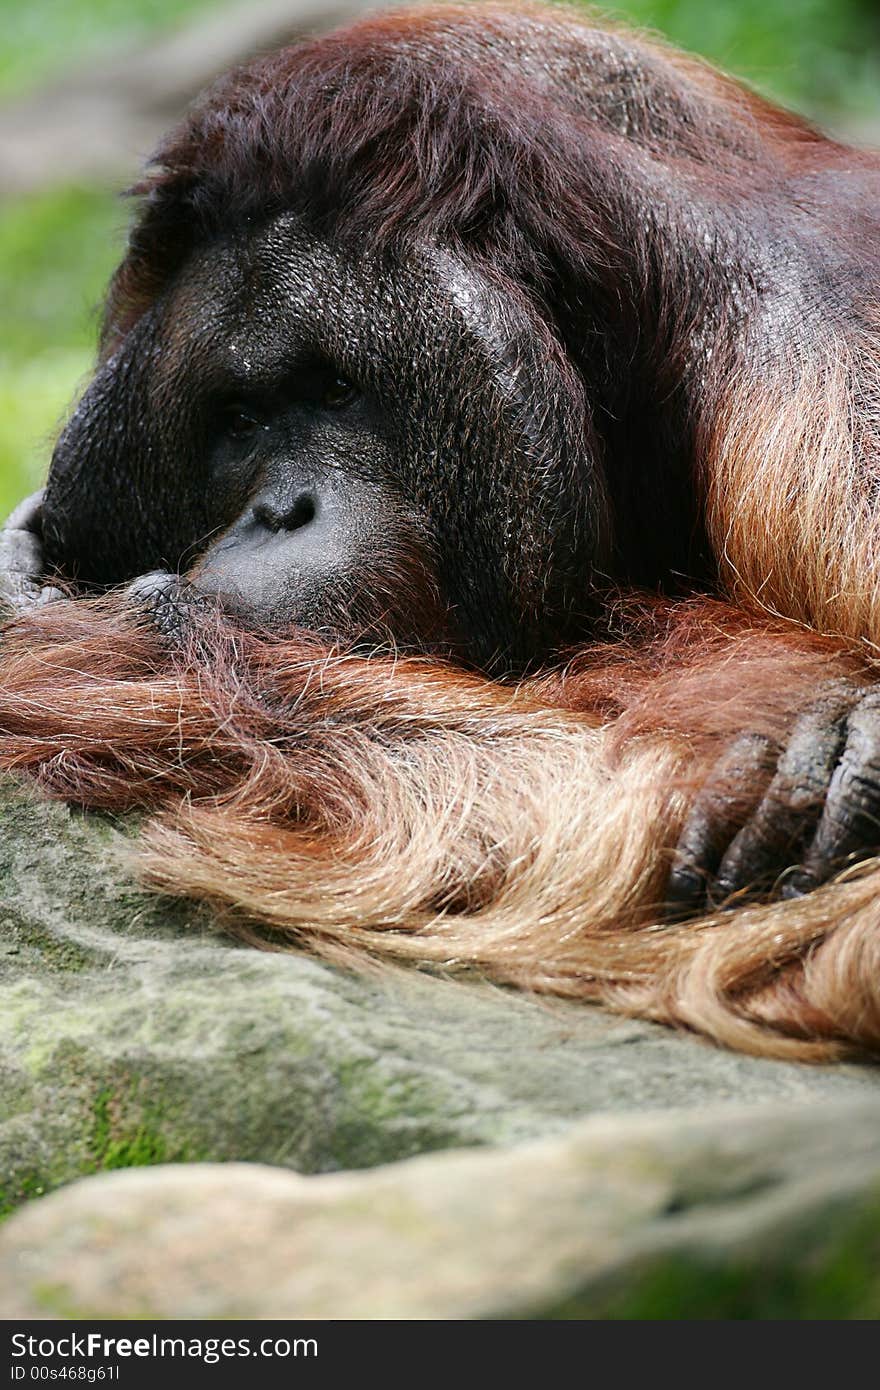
[3, 1100, 880, 1319]
[1, 775, 879, 1318]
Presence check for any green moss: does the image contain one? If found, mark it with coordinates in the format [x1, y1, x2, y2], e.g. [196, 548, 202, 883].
[328, 1056, 476, 1171]
[86, 1083, 199, 1174]
[0, 1072, 206, 1220]
[0, 907, 105, 974]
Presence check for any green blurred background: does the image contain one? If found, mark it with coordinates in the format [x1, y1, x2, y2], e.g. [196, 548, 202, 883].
[1, 0, 878, 516]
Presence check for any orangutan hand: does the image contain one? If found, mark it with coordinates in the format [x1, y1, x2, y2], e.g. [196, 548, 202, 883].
[667, 682, 880, 913]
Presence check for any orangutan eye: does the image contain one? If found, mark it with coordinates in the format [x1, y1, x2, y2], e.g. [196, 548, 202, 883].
[222, 406, 268, 438]
[322, 375, 359, 409]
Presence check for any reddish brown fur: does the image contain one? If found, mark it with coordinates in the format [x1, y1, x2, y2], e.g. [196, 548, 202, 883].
[3, 594, 880, 1061]
[6, 4, 880, 1060]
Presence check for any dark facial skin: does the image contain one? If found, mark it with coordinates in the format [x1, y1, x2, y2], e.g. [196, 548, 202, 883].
[40, 220, 608, 669]
[42, 223, 441, 649]
[170, 256, 438, 639]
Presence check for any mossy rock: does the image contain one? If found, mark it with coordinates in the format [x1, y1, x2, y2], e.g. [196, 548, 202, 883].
[1, 775, 879, 1316]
